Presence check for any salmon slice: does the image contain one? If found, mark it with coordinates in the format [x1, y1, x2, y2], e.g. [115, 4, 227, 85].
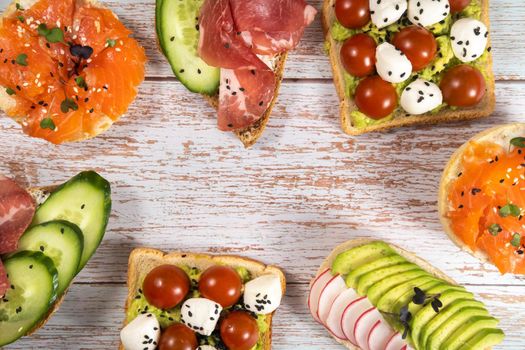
[0, 0, 146, 143]
[447, 141, 525, 274]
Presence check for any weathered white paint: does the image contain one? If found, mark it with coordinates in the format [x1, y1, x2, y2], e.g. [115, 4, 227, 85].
[0, 0, 524, 349]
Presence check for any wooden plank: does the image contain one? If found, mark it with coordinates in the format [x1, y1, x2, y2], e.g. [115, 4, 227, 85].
[6, 283, 525, 349]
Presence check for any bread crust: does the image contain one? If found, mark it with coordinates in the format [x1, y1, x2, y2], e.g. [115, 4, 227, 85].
[310, 239, 457, 350]
[119, 247, 287, 350]
[438, 123, 525, 268]
[322, 0, 495, 135]
[203, 53, 288, 148]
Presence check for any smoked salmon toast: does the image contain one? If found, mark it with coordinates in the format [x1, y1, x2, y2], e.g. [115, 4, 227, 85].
[0, 0, 146, 144]
[439, 124, 525, 275]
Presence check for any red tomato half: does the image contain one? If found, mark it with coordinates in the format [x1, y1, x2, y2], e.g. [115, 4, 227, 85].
[220, 311, 260, 350]
[199, 265, 242, 308]
[158, 324, 198, 350]
[340, 33, 376, 77]
[392, 26, 437, 71]
[143, 265, 190, 309]
[449, 0, 471, 13]
[440, 65, 486, 107]
[335, 0, 370, 29]
[354, 76, 398, 119]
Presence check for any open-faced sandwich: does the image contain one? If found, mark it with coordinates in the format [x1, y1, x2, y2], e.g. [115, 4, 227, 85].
[308, 239, 504, 349]
[0, 171, 111, 346]
[0, 0, 146, 143]
[322, 0, 494, 135]
[120, 248, 286, 350]
[439, 124, 525, 275]
[156, 0, 317, 147]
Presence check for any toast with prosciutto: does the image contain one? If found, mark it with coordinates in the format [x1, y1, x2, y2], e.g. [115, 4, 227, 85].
[156, 0, 317, 147]
[0, 171, 111, 347]
[308, 239, 504, 349]
[119, 248, 286, 350]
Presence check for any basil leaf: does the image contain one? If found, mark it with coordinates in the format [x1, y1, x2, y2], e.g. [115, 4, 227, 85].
[511, 233, 522, 248]
[510, 137, 525, 148]
[488, 223, 502, 236]
[499, 203, 521, 218]
[40, 118, 55, 130]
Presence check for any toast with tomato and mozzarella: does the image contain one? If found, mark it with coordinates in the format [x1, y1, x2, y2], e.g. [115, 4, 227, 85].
[308, 239, 504, 350]
[0, 172, 111, 347]
[119, 248, 286, 350]
[156, 0, 317, 147]
[322, 0, 495, 135]
[439, 123, 525, 275]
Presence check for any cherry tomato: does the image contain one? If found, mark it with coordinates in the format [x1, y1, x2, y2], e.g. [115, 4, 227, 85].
[354, 76, 398, 119]
[199, 265, 242, 308]
[220, 311, 259, 350]
[392, 26, 437, 71]
[143, 265, 190, 309]
[440, 65, 486, 107]
[335, 0, 370, 29]
[158, 323, 198, 350]
[449, 0, 471, 13]
[340, 34, 376, 77]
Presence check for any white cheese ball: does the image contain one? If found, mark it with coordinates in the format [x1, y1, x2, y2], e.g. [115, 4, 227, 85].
[408, 0, 450, 27]
[450, 18, 489, 62]
[370, 0, 408, 29]
[400, 79, 443, 115]
[375, 42, 412, 83]
[120, 313, 160, 350]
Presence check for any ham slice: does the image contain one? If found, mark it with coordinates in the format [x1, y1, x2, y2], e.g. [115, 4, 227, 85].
[199, 0, 316, 130]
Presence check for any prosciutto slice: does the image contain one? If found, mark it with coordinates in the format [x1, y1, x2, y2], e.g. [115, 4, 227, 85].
[199, 0, 316, 130]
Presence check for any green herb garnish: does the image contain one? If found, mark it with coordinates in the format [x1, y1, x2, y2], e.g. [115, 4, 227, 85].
[37, 24, 64, 44]
[17, 15, 24, 23]
[40, 118, 55, 130]
[5, 87, 15, 95]
[75, 76, 88, 89]
[511, 233, 522, 247]
[499, 203, 521, 218]
[510, 137, 525, 148]
[106, 39, 116, 48]
[15, 53, 27, 66]
[60, 98, 78, 113]
[15, 3, 23, 10]
[488, 223, 502, 236]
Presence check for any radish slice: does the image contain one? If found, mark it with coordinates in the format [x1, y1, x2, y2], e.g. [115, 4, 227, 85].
[367, 319, 395, 350]
[385, 332, 408, 350]
[340, 296, 372, 345]
[317, 274, 347, 323]
[325, 288, 359, 339]
[354, 307, 382, 350]
[308, 269, 332, 323]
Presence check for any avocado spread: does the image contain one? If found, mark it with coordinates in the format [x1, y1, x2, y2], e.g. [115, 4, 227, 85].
[126, 265, 266, 350]
[329, 0, 486, 128]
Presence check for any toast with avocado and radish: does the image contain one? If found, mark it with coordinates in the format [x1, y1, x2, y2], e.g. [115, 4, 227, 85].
[119, 248, 286, 350]
[322, 0, 495, 135]
[156, 0, 316, 148]
[439, 123, 525, 275]
[0, 171, 111, 347]
[308, 239, 504, 350]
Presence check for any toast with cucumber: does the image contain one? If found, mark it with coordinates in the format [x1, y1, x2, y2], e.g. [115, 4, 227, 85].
[0, 171, 111, 347]
[308, 239, 504, 350]
[156, 0, 316, 147]
[322, 0, 495, 135]
[119, 248, 286, 350]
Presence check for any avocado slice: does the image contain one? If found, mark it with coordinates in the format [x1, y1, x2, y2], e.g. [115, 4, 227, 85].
[389, 279, 443, 314]
[422, 303, 488, 349]
[376, 275, 440, 312]
[442, 316, 500, 350]
[406, 284, 466, 318]
[457, 328, 505, 350]
[356, 263, 421, 295]
[345, 254, 406, 289]
[414, 299, 489, 349]
[368, 269, 430, 305]
[332, 241, 395, 276]
[410, 289, 474, 345]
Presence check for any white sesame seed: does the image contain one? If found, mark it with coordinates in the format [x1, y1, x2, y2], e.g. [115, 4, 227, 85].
[508, 168, 513, 173]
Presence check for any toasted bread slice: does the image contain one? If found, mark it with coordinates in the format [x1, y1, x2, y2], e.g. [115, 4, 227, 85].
[311, 239, 502, 350]
[321, 0, 495, 135]
[203, 53, 288, 148]
[438, 123, 525, 267]
[119, 248, 287, 350]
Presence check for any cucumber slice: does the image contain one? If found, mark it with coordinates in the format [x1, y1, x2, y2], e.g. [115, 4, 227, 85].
[16, 221, 84, 295]
[0, 251, 58, 347]
[31, 171, 111, 271]
[157, 0, 220, 95]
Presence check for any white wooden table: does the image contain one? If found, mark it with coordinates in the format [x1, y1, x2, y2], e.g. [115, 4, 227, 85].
[1, 0, 524, 349]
